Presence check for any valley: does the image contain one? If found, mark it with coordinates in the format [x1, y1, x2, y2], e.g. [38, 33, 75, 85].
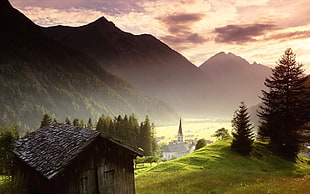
[155, 118, 232, 143]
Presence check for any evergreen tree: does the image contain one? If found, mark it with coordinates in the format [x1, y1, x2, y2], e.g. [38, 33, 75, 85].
[96, 115, 113, 136]
[231, 102, 254, 155]
[65, 117, 71, 125]
[258, 48, 310, 159]
[80, 119, 85, 128]
[87, 118, 93, 129]
[0, 125, 19, 175]
[73, 119, 80, 126]
[139, 116, 153, 155]
[40, 114, 52, 128]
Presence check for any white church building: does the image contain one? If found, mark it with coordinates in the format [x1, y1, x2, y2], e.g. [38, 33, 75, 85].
[162, 119, 195, 160]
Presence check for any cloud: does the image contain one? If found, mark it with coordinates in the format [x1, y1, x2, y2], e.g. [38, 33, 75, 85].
[162, 13, 204, 25]
[265, 30, 310, 42]
[161, 33, 207, 44]
[158, 13, 207, 46]
[214, 23, 277, 44]
[11, 0, 157, 14]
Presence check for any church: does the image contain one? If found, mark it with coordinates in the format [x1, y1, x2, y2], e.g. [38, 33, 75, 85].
[162, 119, 195, 160]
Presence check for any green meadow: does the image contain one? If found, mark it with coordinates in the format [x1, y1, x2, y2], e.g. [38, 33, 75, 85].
[135, 138, 310, 193]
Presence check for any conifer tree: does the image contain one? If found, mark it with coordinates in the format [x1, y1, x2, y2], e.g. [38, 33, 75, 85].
[65, 117, 71, 125]
[87, 118, 93, 129]
[231, 102, 254, 155]
[258, 48, 310, 159]
[0, 125, 19, 175]
[40, 114, 52, 128]
[73, 119, 80, 126]
[139, 116, 153, 155]
[80, 119, 85, 128]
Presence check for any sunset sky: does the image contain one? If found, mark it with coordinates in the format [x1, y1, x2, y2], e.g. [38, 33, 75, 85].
[10, 0, 310, 74]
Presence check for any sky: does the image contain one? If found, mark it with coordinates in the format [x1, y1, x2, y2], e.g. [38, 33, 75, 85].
[10, 0, 310, 74]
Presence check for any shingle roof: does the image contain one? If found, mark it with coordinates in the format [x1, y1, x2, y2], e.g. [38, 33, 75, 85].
[163, 143, 189, 153]
[13, 123, 100, 180]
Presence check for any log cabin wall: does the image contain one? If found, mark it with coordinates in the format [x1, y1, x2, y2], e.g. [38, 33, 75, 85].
[15, 137, 137, 194]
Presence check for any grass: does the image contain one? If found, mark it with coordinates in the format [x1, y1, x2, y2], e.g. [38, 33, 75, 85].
[135, 138, 310, 193]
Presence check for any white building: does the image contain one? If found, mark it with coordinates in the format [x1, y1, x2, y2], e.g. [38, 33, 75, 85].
[162, 119, 195, 160]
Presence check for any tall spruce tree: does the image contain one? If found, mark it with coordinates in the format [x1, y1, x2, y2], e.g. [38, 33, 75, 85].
[87, 118, 93, 129]
[231, 102, 254, 155]
[258, 48, 309, 159]
[139, 116, 153, 156]
[65, 117, 71, 125]
[40, 114, 52, 128]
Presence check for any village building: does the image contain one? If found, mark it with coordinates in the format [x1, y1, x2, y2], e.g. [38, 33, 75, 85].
[162, 119, 195, 160]
[13, 123, 142, 194]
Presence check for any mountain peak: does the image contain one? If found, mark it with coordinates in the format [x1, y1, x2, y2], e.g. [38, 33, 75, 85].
[199, 52, 250, 71]
[0, 0, 11, 8]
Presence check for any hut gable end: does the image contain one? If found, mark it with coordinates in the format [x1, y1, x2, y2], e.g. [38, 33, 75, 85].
[13, 123, 100, 180]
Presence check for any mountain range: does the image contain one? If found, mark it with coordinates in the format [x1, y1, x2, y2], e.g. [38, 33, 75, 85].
[0, 0, 177, 133]
[43, 16, 272, 117]
[1, 0, 276, 133]
[43, 17, 209, 114]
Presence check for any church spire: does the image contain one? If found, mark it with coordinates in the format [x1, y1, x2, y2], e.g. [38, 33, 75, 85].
[177, 118, 183, 143]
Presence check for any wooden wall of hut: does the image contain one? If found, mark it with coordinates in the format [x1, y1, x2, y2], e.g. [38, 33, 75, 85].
[14, 137, 137, 194]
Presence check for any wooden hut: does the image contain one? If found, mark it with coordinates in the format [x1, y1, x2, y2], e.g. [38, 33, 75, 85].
[13, 123, 142, 194]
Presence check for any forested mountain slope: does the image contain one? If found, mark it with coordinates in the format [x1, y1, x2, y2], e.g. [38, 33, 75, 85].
[43, 17, 209, 115]
[0, 0, 177, 134]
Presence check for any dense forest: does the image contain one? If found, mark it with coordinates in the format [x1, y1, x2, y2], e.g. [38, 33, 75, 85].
[39, 113, 158, 156]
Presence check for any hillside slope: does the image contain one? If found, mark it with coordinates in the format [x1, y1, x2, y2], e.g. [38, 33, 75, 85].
[136, 138, 310, 193]
[0, 0, 177, 133]
[43, 17, 209, 115]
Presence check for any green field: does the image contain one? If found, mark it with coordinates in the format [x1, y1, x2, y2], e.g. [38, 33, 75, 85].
[135, 138, 310, 193]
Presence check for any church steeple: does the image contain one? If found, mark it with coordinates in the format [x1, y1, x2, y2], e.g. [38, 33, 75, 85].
[177, 118, 183, 143]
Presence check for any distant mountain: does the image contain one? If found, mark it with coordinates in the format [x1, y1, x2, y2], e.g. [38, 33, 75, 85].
[0, 0, 177, 133]
[43, 17, 209, 115]
[199, 52, 272, 116]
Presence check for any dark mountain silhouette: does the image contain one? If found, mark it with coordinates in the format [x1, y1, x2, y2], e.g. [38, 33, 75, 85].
[0, 0, 177, 133]
[199, 52, 272, 116]
[43, 17, 209, 115]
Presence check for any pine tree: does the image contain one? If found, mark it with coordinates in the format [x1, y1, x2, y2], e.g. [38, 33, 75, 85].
[87, 118, 93, 129]
[96, 115, 113, 136]
[258, 48, 309, 159]
[231, 102, 254, 155]
[139, 116, 153, 156]
[65, 117, 71, 125]
[80, 119, 85, 128]
[40, 114, 52, 128]
[0, 125, 19, 175]
[73, 119, 80, 126]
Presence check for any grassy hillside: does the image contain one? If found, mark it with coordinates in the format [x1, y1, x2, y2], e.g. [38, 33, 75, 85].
[135, 138, 310, 193]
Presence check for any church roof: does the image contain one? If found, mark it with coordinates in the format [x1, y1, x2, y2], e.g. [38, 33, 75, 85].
[163, 143, 189, 153]
[178, 118, 183, 135]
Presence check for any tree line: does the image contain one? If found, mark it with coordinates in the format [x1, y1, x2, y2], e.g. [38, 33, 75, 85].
[40, 113, 157, 156]
[227, 48, 309, 159]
